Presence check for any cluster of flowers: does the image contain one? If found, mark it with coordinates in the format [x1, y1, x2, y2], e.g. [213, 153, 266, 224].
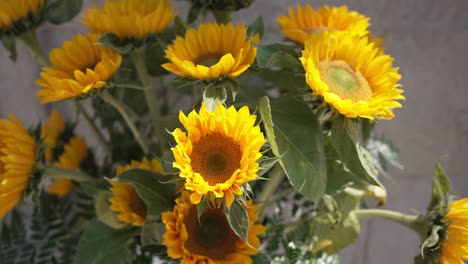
[0, 0, 466, 263]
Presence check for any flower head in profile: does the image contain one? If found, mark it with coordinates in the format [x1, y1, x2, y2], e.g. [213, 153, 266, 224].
[277, 5, 369, 44]
[47, 137, 88, 197]
[0, 0, 45, 34]
[82, 0, 176, 40]
[438, 198, 468, 264]
[36, 32, 122, 104]
[300, 30, 404, 120]
[0, 115, 36, 219]
[108, 158, 164, 226]
[163, 23, 257, 80]
[171, 103, 264, 208]
[162, 191, 265, 263]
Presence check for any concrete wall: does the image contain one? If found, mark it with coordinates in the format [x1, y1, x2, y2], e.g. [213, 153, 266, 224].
[1, 1, 467, 263]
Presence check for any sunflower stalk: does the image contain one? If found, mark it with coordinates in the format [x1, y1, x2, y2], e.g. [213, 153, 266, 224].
[257, 164, 286, 220]
[100, 90, 150, 155]
[73, 100, 112, 157]
[355, 209, 428, 240]
[17, 30, 50, 66]
[129, 48, 165, 154]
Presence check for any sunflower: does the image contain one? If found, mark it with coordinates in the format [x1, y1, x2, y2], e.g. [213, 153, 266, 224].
[277, 5, 370, 44]
[81, 0, 176, 40]
[300, 31, 404, 120]
[0, 115, 36, 220]
[108, 158, 164, 226]
[171, 103, 264, 208]
[0, 0, 44, 31]
[162, 191, 265, 263]
[163, 23, 257, 80]
[47, 137, 88, 197]
[36, 32, 122, 104]
[438, 198, 468, 264]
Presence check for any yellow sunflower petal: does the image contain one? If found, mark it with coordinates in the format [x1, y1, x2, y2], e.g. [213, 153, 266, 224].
[162, 191, 265, 263]
[439, 198, 468, 263]
[0, 0, 44, 29]
[36, 32, 122, 104]
[277, 5, 370, 44]
[81, 0, 176, 39]
[300, 30, 404, 120]
[171, 103, 264, 208]
[164, 23, 257, 80]
[0, 114, 36, 220]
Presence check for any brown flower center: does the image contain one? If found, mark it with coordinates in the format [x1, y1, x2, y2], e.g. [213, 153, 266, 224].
[184, 205, 237, 259]
[195, 53, 223, 67]
[191, 133, 242, 185]
[127, 185, 147, 218]
[317, 59, 371, 101]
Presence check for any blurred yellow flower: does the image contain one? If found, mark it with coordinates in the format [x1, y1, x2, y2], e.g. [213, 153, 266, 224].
[41, 110, 66, 161]
[439, 198, 468, 264]
[47, 137, 88, 197]
[36, 32, 122, 104]
[171, 103, 264, 208]
[163, 23, 257, 80]
[82, 0, 176, 39]
[300, 31, 404, 120]
[162, 191, 265, 263]
[108, 158, 164, 226]
[277, 5, 369, 44]
[0, 115, 36, 220]
[0, 0, 44, 30]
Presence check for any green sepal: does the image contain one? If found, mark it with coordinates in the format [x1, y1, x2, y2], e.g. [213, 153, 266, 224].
[1, 35, 17, 61]
[247, 16, 264, 39]
[97, 33, 134, 54]
[75, 218, 136, 264]
[224, 200, 250, 243]
[258, 95, 327, 203]
[257, 155, 281, 177]
[428, 163, 451, 211]
[196, 195, 211, 221]
[329, 115, 382, 188]
[45, 0, 83, 25]
[203, 83, 227, 111]
[256, 44, 301, 69]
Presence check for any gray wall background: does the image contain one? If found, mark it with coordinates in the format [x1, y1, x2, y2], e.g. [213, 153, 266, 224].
[1, 0, 467, 263]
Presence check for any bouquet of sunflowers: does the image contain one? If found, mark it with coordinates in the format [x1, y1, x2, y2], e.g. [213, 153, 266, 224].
[0, 0, 466, 263]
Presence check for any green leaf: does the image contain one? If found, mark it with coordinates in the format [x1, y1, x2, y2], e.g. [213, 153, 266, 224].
[97, 34, 134, 54]
[252, 253, 270, 264]
[257, 70, 306, 92]
[330, 115, 381, 187]
[45, 0, 83, 25]
[310, 190, 361, 255]
[140, 216, 165, 246]
[112, 168, 175, 216]
[247, 16, 264, 39]
[75, 219, 134, 264]
[196, 196, 210, 220]
[1, 35, 16, 61]
[203, 84, 227, 112]
[257, 156, 281, 177]
[258, 96, 327, 202]
[145, 40, 169, 76]
[428, 163, 451, 210]
[256, 44, 301, 69]
[224, 200, 249, 243]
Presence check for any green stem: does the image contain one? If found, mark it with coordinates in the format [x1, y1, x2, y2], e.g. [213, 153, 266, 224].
[100, 90, 150, 155]
[213, 10, 232, 24]
[355, 209, 428, 239]
[18, 30, 50, 66]
[258, 164, 286, 220]
[112, 82, 145, 91]
[74, 100, 112, 157]
[129, 48, 165, 154]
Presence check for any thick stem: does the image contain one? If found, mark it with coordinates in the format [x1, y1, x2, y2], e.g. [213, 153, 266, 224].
[213, 10, 232, 24]
[18, 30, 50, 66]
[355, 209, 428, 239]
[258, 164, 286, 220]
[100, 90, 150, 155]
[129, 48, 164, 154]
[74, 100, 112, 157]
